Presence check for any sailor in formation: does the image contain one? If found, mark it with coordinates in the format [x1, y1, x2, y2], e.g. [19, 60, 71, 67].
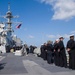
[58, 37, 67, 68]
[40, 35, 75, 70]
[66, 35, 75, 70]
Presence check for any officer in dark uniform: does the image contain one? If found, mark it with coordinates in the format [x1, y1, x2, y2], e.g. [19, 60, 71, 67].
[30, 45, 34, 53]
[46, 41, 53, 64]
[53, 39, 60, 66]
[58, 37, 67, 68]
[42, 43, 47, 60]
[66, 35, 75, 70]
[40, 44, 44, 58]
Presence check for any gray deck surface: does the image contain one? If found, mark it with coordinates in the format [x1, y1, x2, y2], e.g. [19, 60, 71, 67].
[0, 53, 75, 75]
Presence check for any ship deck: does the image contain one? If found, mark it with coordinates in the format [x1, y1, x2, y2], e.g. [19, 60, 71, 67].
[0, 53, 75, 75]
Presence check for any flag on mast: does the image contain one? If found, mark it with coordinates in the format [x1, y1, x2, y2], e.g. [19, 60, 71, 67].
[16, 24, 21, 29]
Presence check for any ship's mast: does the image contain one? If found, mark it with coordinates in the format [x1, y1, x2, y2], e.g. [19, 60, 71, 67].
[8, 2, 10, 11]
[5, 3, 21, 35]
[5, 3, 13, 36]
[4, 3, 20, 36]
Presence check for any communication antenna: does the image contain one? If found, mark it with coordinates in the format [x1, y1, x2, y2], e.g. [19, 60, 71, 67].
[8, 2, 10, 11]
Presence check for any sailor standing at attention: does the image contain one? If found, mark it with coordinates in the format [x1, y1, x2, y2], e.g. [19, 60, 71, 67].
[58, 37, 67, 68]
[66, 35, 75, 70]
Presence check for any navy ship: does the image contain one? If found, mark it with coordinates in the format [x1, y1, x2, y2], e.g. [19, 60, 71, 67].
[0, 3, 22, 53]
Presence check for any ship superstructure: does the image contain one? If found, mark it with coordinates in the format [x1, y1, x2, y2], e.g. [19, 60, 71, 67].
[0, 3, 22, 53]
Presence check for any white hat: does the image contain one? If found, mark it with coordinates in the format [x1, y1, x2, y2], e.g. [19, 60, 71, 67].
[70, 34, 74, 38]
[55, 39, 59, 41]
